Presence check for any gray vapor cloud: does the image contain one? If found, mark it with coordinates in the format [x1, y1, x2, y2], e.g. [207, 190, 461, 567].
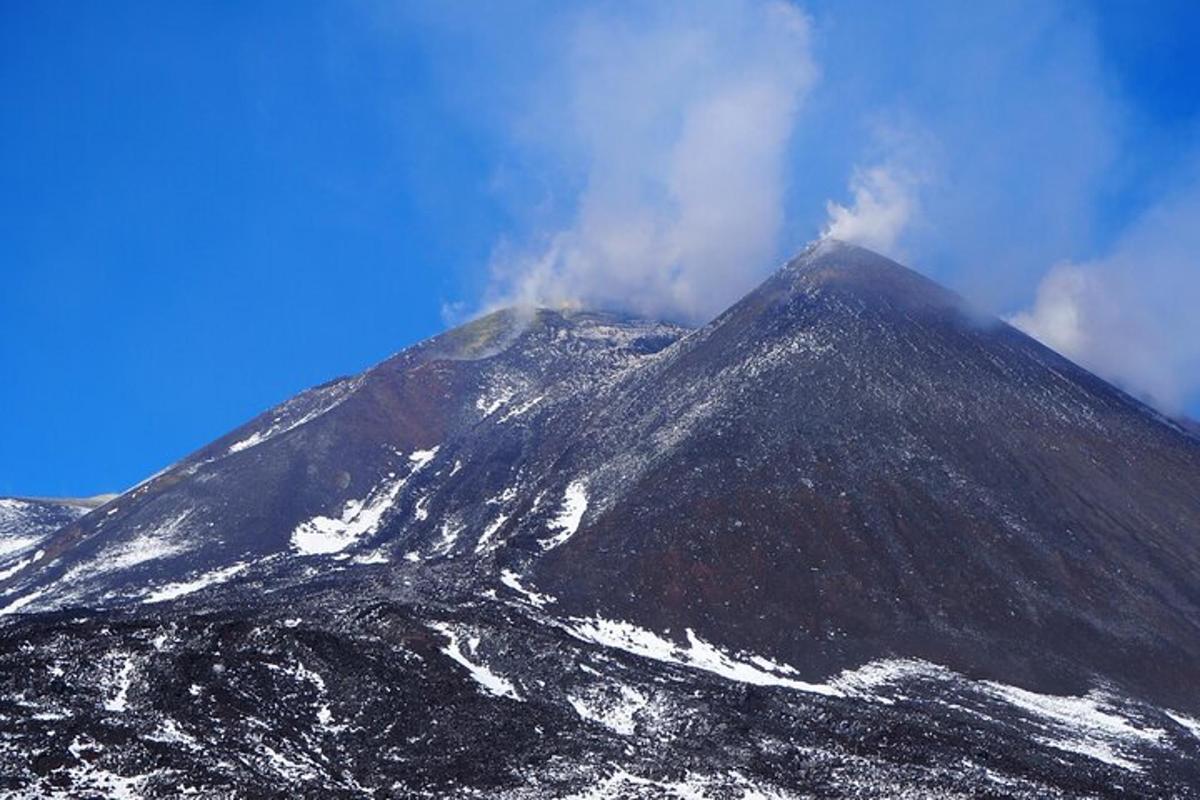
[412, 0, 1199, 412]
[484, 1, 816, 323]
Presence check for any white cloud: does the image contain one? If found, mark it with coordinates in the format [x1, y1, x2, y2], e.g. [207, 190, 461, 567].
[1011, 180, 1200, 412]
[1008, 264, 1092, 361]
[484, 0, 816, 323]
[404, 1, 1196, 411]
[822, 165, 920, 257]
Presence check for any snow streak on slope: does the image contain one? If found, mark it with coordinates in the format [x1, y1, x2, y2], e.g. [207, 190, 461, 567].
[540, 482, 588, 551]
[0, 587, 49, 616]
[227, 377, 362, 455]
[560, 612, 1185, 775]
[430, 622, 522, 701]
[141, 563, 250, 604]
[291, 448, 438, 556]
[61, 510, 197, 586]
[474, 515, 509, 554]
[499, 570, 556, 608]
[562, 616, 841, 697]
[982, 682, 1165, 772]
[0, 550, 44, 583]
[1167, 711, 1200, 740]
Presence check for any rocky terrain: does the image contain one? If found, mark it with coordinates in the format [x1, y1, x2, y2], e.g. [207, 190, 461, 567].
[1, 240, 1198, 798]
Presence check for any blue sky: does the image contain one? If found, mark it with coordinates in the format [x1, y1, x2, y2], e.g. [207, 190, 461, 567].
[2, 1, 1199, 497]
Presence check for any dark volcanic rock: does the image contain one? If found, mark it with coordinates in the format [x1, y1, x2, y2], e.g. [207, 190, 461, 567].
[533, 241, 1200, 713]
[2, 576, 1198, 798]
[1, 241, 1199, 797]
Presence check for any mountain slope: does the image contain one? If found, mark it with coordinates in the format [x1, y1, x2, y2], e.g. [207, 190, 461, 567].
[527, 240, 1200, 711]
[2, 241, 1199, 796]
[6, 241, 1199, 711]
[0, 310, 689, 609]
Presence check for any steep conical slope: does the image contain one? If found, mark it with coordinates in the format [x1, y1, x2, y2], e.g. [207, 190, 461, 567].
[522, 240, 1200, 710]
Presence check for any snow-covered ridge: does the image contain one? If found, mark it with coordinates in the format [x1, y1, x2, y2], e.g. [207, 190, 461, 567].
[0, 498, 90, 575]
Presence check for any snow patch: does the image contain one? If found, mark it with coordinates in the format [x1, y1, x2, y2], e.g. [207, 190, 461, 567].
[981, 682, 1164, 772]
[103, 656, 136, 712]
[561, 765, 794, 800]
[476, 387, 515, 417]
[499, 569, 556, 608]
[831, 658, 952, 703]
[408, 448, 439, 468]
[260, 744, 319, 782]
[0, 587, 49, 615]
[145, 718, 201, 750]
[540, 481, 588, 550]
[568, 683, 648, 736]
[142, 563, 249, 604]
[351, 550, 389, 565]
[291, 447, 438, 555]
[474, 514, 509, 554]
[497, 395, 543, 423]
[433, 519, 463, 556]
[412, 495, 430, 521]
[563, 616, 841, 697]
[430, 622, 522, 701]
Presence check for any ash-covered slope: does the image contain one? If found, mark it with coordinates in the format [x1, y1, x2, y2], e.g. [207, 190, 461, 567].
[528, 240, 1200, 712]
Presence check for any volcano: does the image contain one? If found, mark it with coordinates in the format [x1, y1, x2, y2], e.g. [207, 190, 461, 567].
[2, 241, 1198, 798]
